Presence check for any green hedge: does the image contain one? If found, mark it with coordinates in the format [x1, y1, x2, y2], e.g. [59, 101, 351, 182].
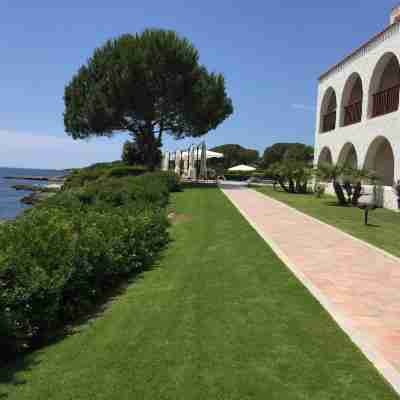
[223, 171, 273, 182]
[63, 163, 148, 190]
[106, 165, 148, 178]
[224, 173, 252, 181]
[0, 171, 180, 357]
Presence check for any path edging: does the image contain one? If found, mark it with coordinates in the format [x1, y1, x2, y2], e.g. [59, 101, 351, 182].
[251, 188, 400, 265]
[221, 187, 400, 396]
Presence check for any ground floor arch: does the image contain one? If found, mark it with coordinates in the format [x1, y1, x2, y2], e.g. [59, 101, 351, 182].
[364, 136, 395, 186]
[317, 147, 333, 166]
[337, 142, 358, 169]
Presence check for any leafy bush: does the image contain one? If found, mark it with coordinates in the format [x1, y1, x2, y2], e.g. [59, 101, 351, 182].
[63, 162, 148, 190]
[316, 163, 377, 206]
[224, 171, 254, 181]
[156, 171, 181, 192]
[0, 170, 178, 357]
[63, 168, 107, 189]
[314, 183, 326, 198]
[267, 161, 312, 194]
[106, 165, 148, 178]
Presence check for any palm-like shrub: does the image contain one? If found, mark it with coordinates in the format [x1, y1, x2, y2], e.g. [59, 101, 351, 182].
[268, 160, 312, 194]
[316, 162, 376, 206]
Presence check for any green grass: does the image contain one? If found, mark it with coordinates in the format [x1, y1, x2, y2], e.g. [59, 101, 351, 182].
[1, 187, 398, 399]
[255, 186, 400, 258]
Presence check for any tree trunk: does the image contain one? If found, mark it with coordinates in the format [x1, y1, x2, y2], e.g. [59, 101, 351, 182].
[351, 181, 362, 206]
[288, 179, 295, 193]
[333, 181, 347, 205]
[133, 123, 162, 170]
[364, 208, 369, 225]
[278, 178, 289, 192]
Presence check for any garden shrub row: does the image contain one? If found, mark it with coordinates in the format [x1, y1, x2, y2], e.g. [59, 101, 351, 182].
[64, 162, 148, 190]
[223, 172, 253, 181]
[0, 170, 180, 359]
[223, 171, 274, 182]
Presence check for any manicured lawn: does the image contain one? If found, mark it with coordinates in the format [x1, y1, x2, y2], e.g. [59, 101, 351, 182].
[255, 186, 400, 258]
[1, 187, 398, 399]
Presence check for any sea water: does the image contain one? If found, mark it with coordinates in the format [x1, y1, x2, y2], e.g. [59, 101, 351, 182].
[0, 167, 61, 220]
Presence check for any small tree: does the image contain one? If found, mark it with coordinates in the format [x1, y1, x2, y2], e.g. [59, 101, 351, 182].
[261, 143, 314, 169]
[122, 140, 141, 165]
[268, 160, 312, 194]
[64, 29, 233, 169]
[316, 163, 374, 206]
[393, 180, 400, 209]
[209, 144, 259, 172]
[316, 163, 347, 205]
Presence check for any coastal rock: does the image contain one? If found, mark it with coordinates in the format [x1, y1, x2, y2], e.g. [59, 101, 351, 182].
[4, 175, 66, 182]
[13, 184, 61, 192]
[21, 192, 56, 205]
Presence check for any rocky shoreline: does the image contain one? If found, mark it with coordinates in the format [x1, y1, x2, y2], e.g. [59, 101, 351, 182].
[13, 184, 61, 192]
[5, 177, 65, 206]
[18, 183, 63, 205]
[0, 169, 67, 220]
[21, 191, 58, 205]
[4, 175, 66, 182]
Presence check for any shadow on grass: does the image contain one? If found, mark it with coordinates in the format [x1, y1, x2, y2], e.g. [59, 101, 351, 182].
[0, 355, 39, 399]
[0, 252, 166, 398]
[325, 201, 352, 207]
[181, 182, 218, 189]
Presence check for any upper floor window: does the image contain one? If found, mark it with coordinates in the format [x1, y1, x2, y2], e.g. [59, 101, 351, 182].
[319, 88, 337, 133]
[369, 52, 400, 118]
[340, 73, 363, 127]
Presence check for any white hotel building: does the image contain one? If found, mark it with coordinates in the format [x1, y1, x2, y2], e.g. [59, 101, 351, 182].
[315, 6, 400, 209]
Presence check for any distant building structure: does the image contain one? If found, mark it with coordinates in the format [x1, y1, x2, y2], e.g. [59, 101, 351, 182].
[315, 6, 400, 209]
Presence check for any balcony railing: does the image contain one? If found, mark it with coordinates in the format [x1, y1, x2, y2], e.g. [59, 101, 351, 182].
[372, 84, 400, 118]
[322, 111, 336, 132]
[344, 101, 362, 126]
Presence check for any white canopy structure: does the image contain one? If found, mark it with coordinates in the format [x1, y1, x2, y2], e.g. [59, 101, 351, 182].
[205, 150, 224, 159]
[228, 165, 256, 172]
[174, 151, 181, 175]
[162, 142, 222, 181]
[180, 150, 223, 160]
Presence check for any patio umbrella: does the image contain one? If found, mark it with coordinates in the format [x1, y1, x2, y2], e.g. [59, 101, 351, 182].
[200, 141, 207, 179]
[180, 149, 223, 160]
[189, 146, 196, 179]
[174, 151, 181, 175]
[228, 165, 256, 172]
[205, 150, 224, 159]
[162, 152, 169, 171]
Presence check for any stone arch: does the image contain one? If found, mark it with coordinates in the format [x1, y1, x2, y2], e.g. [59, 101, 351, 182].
[368, 52, 400, 118]
[317, 146, 333, 166]
[319, 87, 337, 133]
[340, 73, 363, 126]
[337, 142, 358, 169]
[364, 136, 395, 186]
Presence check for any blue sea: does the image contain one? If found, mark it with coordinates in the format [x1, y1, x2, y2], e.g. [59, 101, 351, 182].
[0, 167, 62, 220]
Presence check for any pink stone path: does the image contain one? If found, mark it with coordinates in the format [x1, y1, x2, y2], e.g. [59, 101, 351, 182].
[221, 184, 400, 393]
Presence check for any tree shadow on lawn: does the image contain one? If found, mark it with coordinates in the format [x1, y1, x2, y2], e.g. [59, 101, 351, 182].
[0, 253, 167, 398]
[325, 201, 352, 207]
[365, 223, 381, 228]
[322, 202, 382, 226]
[181, 182, 218, 189]
[0, 356, 39, 398]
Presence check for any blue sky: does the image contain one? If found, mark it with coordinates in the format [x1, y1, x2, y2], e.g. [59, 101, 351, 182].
[0, 1, 396, 168]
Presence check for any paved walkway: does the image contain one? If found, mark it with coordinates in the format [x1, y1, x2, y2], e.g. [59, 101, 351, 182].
[221, 184, 400, 393]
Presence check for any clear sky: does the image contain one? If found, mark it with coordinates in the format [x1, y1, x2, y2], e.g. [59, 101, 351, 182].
[0, 1, 397, 169]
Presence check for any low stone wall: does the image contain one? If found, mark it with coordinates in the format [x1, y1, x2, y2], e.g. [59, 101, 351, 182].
[324, 183, 398, 210]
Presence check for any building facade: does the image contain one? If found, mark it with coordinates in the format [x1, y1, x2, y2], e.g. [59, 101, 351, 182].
[315, 6, 400, 209]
